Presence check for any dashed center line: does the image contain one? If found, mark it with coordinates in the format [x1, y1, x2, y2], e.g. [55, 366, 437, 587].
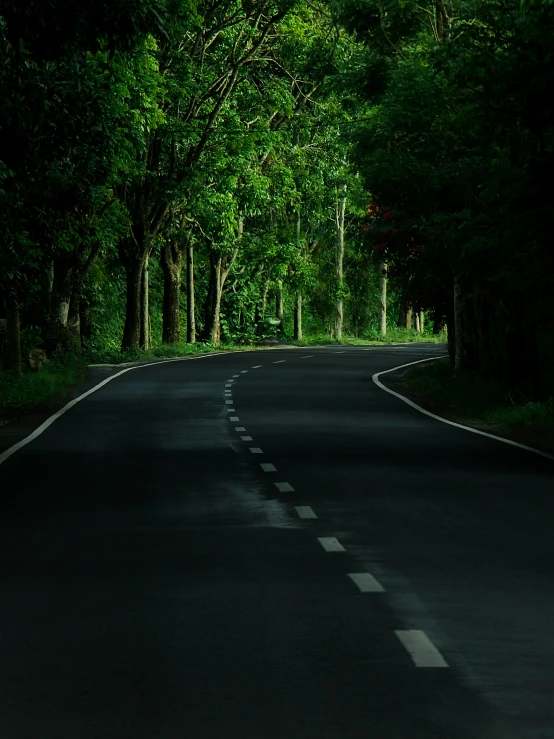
[240, 370, 248, 374]
[348, 573, 385, 593]
[295, 506, 317, 519]
[249, 447, 263, 454]
[252, 365, 263, 369]
[225, 400, 233, 404]
[235, 426, 246, 431]
[334, 351, 346, 354]
[273, 360, 286, 364]
[317, 537, 345, 552]
[241, 435, 253, 441]
[230, 416, 239, 421]
[226, 408, 235, 412]
[301, 355, 313, 358]
[225, 383, 233, 387]
[395, 630, 448, 668]
[260, 463, 277, 472]
[225, 392, 232, 396]
[233, 374, 240, 378]
[274, 482, 294, 493]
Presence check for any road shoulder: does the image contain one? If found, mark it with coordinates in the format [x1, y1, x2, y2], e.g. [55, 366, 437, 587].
[380, 365, 554, 457]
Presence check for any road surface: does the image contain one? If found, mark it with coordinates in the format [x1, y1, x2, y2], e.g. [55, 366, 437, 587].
[0, 344, 553, 738]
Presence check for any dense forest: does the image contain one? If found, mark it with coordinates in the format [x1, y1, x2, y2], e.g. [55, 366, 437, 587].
[1, 0, 553, 400]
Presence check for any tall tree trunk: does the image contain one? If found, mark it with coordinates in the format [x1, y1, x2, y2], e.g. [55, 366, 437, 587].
[453, 272, 463, 372]
[122, 251, 147, 350]
[67, 286, 82, 347]
[276, 281, 284, 331]
[419, 310, 425, 333]
[254, 277, 270, 325]
[397, 299, 407, 328]
[80, 295, 92, 343]
[161, 239, 185, 344]
[415, 312, 420, 333]
[140, 255, 151, 350]
[47, 257, 77, 353]
[334, 188, 346, 340]
[406, 304, 413, 330]
[5, 306, 22, 374]
[202, 252, 223, 345]
[293, 288, 302, 340]
[378, 262, 387, 335]
[432, 309, 445, 334]
[186, 240, 196, 344]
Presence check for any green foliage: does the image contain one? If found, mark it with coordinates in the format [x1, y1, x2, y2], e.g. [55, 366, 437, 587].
[0, 355, 86, 415]
[404, 357, 554, 431]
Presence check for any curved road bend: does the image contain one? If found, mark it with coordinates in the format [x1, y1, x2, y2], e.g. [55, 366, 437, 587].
[0, 344, 552, 738]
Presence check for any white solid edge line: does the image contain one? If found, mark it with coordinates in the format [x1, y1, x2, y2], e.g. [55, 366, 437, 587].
[373, 356, 554, 462]
[0, 351, 233, 467]
[395, 630, 448, 668]
[295, 505, 317, 519]
[347, 572, 385, 593]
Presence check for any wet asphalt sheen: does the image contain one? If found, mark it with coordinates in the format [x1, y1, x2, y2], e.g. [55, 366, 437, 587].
[0, 344, 553, 738]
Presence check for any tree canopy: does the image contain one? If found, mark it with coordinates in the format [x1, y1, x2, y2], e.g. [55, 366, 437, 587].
[1, 0, 553, 399]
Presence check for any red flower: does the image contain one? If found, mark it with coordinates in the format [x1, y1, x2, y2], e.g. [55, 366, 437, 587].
[384, 211, 392, 221]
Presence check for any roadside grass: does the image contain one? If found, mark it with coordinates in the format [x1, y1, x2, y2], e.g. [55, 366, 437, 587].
[0, 355, 87, 416]
[291, 328, 447, 347]
[0, 330, 448, 418]
[87, 329, 447, 363]
[403, 357, 554, 430]
[84, 341, 271, 365]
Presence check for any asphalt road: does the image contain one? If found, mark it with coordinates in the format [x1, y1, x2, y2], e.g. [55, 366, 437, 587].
[0, 343, 553, 738]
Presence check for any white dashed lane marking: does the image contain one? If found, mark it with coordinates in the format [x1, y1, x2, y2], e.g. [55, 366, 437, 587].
[225, 383, 233, 387]
[295, 506, 317, 519]
[260, 463, 277, 472]
[241, 435, 253, 441]
[226, 408, 235, 412]
[235, 426, 246, 431]
[240, 370, 248, 374]
[301, 355, 313, 358]
[317, 537, 345, 552]
[225, 400, 233, 404]
[252, 365, 263, 369]
[225, 392, 232, 395]
[348, 573, 385, 593]
[395, 630, 448, 668]
[274, 482, 294, 493]
[230, 416, 239, 421]
[249, 448, 263, 454]
[273, 360, 286, 364]
[233, 374, 240, 378]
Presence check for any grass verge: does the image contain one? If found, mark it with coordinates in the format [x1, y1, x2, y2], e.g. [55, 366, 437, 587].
[402, 357, 554, 430]
[0, 355, 87, 416]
